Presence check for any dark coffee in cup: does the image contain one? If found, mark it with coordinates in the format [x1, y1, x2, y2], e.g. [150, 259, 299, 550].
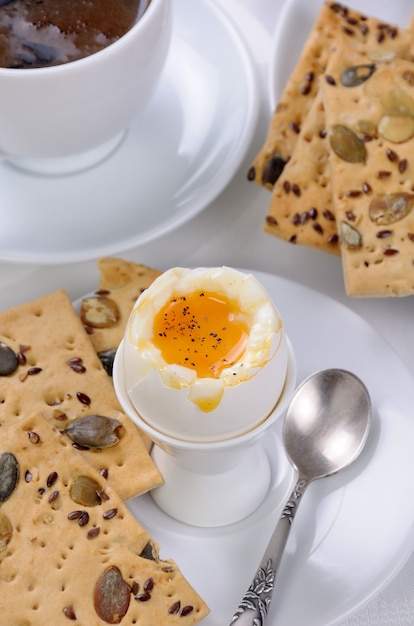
[0, 0, 150, 69]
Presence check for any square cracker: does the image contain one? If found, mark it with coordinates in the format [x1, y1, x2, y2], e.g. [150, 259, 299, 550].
[249, 1, 414, 190]
[0, 413, 209, 624]
[0, 289, 162, 500]
[321, 49, 414, 296]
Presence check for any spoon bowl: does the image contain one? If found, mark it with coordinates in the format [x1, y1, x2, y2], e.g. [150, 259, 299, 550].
[229, 368, 371, 625]
[284, 368, 371, 481]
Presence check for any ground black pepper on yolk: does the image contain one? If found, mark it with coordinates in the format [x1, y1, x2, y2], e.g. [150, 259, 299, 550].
[152, 291, 250, 378]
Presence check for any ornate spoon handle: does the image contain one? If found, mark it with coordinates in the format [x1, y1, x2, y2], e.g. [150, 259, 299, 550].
[228, 477, 309, 625]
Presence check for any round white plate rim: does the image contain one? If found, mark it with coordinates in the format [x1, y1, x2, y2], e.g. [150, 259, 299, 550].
[125, 270, 414, 626]
[0, 0, 258, 265]
[268, 0, 414, 111]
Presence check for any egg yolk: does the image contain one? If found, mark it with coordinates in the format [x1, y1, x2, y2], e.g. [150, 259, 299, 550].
[152, 291, 250, 378]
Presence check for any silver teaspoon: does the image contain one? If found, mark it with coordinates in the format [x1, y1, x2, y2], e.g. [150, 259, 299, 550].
[229, 368, 371, 626]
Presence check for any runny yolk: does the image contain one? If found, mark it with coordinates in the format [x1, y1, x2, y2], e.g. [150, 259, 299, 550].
[152, 291, 250, 378]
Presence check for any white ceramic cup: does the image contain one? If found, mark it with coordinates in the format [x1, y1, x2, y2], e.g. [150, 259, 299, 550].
[113, 337, 297, 527]
[0, 0, 172, 175]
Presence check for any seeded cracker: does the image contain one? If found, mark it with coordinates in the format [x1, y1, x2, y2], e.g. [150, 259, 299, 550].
[0, 413, 209, 624]
[249, 2, 414, 192]
[79, 258, 163, 451]
[259, 3, 414, 259]
[264, 91, 340, 254]
[321, 49, 414, 296]
[81, 258, 162, 357]
[0, 289, 162, 499]
[264, 8, 414, 255]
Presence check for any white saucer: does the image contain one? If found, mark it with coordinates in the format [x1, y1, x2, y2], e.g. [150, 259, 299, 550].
[127, 271, 414, 626]
[268, 0, 413, 110]
[0, 0, 258, 265]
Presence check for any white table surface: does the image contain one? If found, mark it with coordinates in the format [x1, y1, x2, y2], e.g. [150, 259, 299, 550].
[1, 1, 413, 624]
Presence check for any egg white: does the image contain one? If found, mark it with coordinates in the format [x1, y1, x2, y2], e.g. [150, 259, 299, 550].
[125, 266, 282, 397]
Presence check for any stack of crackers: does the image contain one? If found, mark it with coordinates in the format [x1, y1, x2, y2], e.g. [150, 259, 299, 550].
[249, 1, 414, 297]
[0, 258, 209, 624]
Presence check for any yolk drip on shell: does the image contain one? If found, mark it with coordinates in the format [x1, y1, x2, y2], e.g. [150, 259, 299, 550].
[152, 291, 250, 378]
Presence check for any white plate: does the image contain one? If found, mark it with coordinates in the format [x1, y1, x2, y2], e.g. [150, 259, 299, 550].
[127, 271, 414, 626]
[269, 0, 414, 110]
[0, 0, 258, 265]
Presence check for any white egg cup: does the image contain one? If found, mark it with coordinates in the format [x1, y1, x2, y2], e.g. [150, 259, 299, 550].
[0, 0, 172, 175]
[113, 337, 296, 527]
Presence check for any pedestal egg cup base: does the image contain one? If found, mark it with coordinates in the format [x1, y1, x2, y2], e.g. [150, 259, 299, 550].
[150, 434, 289, 527]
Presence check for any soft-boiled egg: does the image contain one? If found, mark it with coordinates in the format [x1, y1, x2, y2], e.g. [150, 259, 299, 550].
[122, 267, 290, 442]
